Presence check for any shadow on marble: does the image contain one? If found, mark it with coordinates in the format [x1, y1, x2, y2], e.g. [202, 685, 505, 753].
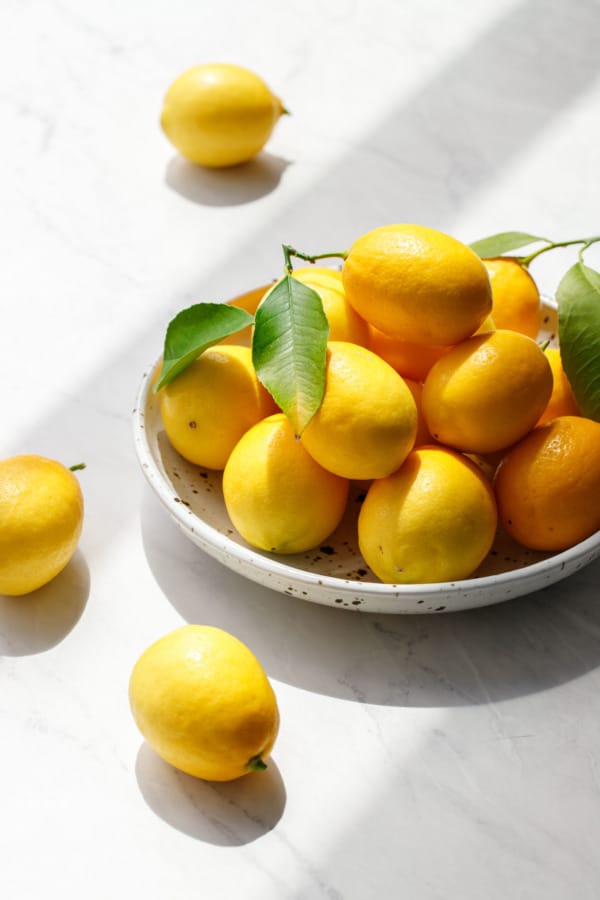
[135, 741, 286, 844]
[141, 486, 600, 708]
[0, 550, 90, 656]
[164, 152, 290, 206]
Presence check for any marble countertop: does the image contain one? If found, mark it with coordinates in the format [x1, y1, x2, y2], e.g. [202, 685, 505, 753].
[2, 1, 600, 897]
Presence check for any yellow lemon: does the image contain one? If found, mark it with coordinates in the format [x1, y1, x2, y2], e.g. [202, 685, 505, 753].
[301, 341, 418, 480]
[161, 63, 287, 168]
[223, 413, 349, 553]
[494, 416, 600, 551]
[159, 344, 277, 470]
[129, 625, 280, 782]
[537, 346, 581, 425]
[422, 329, 552, 454]
[342, 224, 492, 345]
[482, 257, 542, 338]
[358, 446, 498, 584]
[0, 455, 84, 596]
[292, 265, 344, 292]
[291, 268, 370, 347]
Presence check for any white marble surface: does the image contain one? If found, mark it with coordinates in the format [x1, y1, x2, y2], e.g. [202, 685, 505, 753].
[2, 1, 600, 897]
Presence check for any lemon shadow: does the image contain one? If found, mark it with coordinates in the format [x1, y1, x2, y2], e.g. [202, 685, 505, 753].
[0, 550, 90, 656]
[141, 485, 600, 707]
[135, 741, 286, 845]
[164, 152, 291, 206]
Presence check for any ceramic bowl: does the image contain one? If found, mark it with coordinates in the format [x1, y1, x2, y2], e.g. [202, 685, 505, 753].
[133, 297, 600, 614]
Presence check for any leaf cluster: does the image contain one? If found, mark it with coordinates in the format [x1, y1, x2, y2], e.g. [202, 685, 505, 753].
[154, 274, 328, 435]
[469, 231, 600, 420]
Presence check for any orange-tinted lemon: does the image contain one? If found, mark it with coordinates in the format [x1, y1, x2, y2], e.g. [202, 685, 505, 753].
[369, 328, 451, 380]
[220, 283, 272, 346]
[494, 416, 600, 551]
[537, 347, 581, 425]
[482, 257, 542, 338]
[369, 313, 495, 381]
[422, 329, 552, 453]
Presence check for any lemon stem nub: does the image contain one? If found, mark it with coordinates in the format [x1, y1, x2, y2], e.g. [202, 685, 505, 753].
[69, 463, 86, 472]
[246, 754, 268, 772]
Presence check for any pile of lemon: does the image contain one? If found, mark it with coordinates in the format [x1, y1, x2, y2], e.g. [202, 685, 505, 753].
[158, 223, 600, 585]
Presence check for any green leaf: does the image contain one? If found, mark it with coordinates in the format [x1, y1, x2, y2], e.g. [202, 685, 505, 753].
[252, 275, 329, 435]
[154, 302, 254, 392]
[469, 231, 549, 259]
[556, 262, 600, 421]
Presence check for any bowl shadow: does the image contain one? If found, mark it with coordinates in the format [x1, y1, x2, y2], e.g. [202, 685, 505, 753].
[164, 152, 290, 206]
[0, 550, 90, 656]
[135, 742, 286, 845]
[140, 487, 600, 708]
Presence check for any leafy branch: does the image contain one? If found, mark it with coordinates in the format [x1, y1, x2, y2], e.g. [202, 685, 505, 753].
[153, 246, 338, 434]
[470, 230, 600, 420]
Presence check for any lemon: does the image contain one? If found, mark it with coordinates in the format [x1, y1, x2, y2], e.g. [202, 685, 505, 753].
[301, 341, 418, 480]
[161, 63, 287, 168]
[220, 283, 272, 347]
[223, 413, 349, 553]
[537, 347, 581, 425]
[342, 224, 492, 345]
[422, 329, 553, 454]
[482, 257, 542, 338]
[369, 313, 495, 382]
[358, 446, 498, 584]
[159, 344, 277, 470]
[290, 268, 370, 347]
[494, 416, 600, 551]
[0, 455, 84, 596]
[129, 625, 280, 782]
[292, 266, 344, 293]
[369, 327, 452, 381]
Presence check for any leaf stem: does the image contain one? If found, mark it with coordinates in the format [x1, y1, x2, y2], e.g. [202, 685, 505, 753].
[521, 236, 600, 267]
[282, 244, 348, 274]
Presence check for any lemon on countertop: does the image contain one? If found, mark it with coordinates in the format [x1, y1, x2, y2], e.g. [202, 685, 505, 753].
[0, 454, 84, 596]
[161, 63, 287, 168]
[129, 624, 280, 782]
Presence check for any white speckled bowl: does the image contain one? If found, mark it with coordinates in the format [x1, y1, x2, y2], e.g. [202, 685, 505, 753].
[133, 297, 600, 614]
